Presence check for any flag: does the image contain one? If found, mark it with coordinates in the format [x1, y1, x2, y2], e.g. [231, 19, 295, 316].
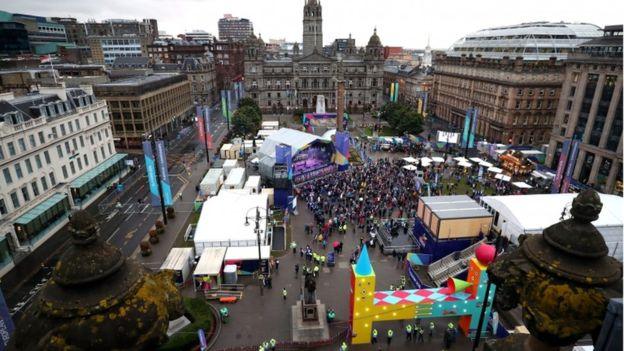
[40, 54, 51, 64]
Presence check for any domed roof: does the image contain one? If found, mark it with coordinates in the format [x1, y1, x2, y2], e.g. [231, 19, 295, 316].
[257, 33, 265, 46]
[368, 28, 381, 46]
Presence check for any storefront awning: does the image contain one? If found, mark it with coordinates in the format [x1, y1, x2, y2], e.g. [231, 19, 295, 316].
[70, 153, 127, 189]
[14, 193, 68, 225]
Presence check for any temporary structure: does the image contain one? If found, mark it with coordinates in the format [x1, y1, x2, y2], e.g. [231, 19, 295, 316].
[420, 156, 433, 163]
[192, 247, 227, 291]
[223, 168, 246, 190]
[194, 191, 269, 254]
[479, 193, 623, 261]
[469, 157, 484, 163]
[512, 181, 533, 189]
[431, 157, 445, 163]
[495, 174, 511, 182]
[487, 167, 503, 174]
[479, 161, 494, 168]
[403, 165, 418, 171]
[454, 157, 468, 162]
[200, 168, 224, 197]
[416, 195, 492, 239]
[458, 161, 473, 168]
[403, 156, 418, 164]
[160, 248, 194, 285]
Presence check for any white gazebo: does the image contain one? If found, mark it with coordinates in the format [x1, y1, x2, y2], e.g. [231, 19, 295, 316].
[488, 167, 503, 174]
[403, 164, 418, 171]
[403, 156, 418, 164]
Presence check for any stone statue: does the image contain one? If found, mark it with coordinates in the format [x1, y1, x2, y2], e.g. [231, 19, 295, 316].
[8, 211, 184, 351]
[304, 271, 317, 305]
[485, 189, 622, 351]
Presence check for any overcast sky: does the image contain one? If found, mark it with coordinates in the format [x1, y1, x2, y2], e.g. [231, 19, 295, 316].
[4, 0, 622, 49]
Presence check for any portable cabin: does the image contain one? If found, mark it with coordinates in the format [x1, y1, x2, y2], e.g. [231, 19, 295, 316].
[223, 168, 246, 190]
[160, 248, 194, 286]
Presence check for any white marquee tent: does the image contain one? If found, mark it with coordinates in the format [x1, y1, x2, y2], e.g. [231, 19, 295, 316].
[480, 193, 623, 261]
[194, 191, 269, 255]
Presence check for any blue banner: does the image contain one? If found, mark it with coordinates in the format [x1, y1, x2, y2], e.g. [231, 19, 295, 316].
[227, 90, 233, 117]
[143, 141, 160, 206]
[468, 108, 478, 148]
[561, 139, 580, 193]
[198, 329, 207, 351]
[275, 144, 292, 179]
[0, 288, 14, 350]
[155, 140, 173, 206]
[461, 109, 472, 148]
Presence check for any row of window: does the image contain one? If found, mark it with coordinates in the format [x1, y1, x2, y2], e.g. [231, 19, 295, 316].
[0, 110, 106, 162]
[0, 143, 114, 216]
[0, 171, 56, 216]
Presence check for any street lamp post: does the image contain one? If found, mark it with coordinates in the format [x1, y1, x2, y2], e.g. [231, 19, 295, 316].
[245, 206, 268, 296]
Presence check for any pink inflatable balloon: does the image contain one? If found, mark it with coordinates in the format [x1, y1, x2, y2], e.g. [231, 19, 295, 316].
[475, 244, 496, 265]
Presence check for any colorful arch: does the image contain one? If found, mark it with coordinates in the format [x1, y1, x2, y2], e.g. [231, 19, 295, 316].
[349, 246, 496, 344]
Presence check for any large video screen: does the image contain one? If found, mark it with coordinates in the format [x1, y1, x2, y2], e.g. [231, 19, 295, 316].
[437, 131, 460, 144]
[291, 141, 336, 183]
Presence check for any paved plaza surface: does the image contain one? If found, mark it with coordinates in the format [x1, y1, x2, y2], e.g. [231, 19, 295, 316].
[210, 188, 475, 351]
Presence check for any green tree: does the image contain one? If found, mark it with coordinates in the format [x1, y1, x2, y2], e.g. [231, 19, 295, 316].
[238, 97, 262, 116]
[232, 106, 261, 137]
[379, 102, 423, 135]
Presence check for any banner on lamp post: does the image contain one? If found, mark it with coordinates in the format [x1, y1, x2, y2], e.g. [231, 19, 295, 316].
[155, 140, 173, 206]
[551, 139, 572, 193]
[220, 90, 229, 122]
[461, 108, 472, 148]
[142, 141, 160, 206]
[204, 106, 212, 149]
[561, 139, 580, 193]
[468, 108, 478, 148]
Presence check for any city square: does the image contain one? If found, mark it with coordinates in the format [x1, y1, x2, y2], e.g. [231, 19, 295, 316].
[0, 0, 622, 350]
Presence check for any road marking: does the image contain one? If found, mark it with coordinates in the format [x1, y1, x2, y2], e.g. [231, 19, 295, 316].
[141, 204, 149, 213]
[124, 204, 134, 214]
[107, 228, 120, 242]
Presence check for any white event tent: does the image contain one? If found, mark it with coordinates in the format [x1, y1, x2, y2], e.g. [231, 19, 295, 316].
[480, 193, 623, 261]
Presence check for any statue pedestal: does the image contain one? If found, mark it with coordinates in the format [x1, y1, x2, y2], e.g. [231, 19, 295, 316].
[291, 300, 330, 342]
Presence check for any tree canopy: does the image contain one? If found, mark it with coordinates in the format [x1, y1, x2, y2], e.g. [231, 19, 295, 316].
[232, 105, 262, 137]
[238, 97, 262, 116]
[379, 102, 424, 135]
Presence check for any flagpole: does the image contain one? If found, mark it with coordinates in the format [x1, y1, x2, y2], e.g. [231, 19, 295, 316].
[48, 54, 57, 85]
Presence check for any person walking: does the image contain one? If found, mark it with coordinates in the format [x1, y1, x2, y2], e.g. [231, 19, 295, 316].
[291, 241, 297, 254]
[340, 341, 348, 351]
[405, 323, 413, 341]
[417, 324, 425, 343]
[295, 264, 299, 277]
[269, 338, 276, 351]
[428, 321, 435, 340]
[282, 288, 287, 300]
[371, 328, 378, 344]
[313, 265, 320, 277]
[386, 328, 393, 346]
[275, 259, 280, 272]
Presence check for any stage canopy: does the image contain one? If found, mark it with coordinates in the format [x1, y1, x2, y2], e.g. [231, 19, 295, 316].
[480, 193, 623, 259]
[256, 128, 334, 179]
